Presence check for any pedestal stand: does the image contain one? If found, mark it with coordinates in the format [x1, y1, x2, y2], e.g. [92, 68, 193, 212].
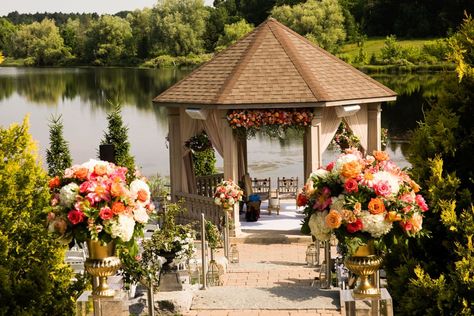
[340, 288, 393, 316]
[76, 291, 128, 316]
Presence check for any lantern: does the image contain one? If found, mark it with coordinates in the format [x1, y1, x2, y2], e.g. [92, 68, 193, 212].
[188, 257, 201, 285]
[206, 260, 220, 286]
[230, 244, 240, 263]
[305, 242, 319, 267]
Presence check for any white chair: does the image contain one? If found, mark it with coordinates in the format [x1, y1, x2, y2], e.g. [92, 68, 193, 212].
[65, 248, 86, 274]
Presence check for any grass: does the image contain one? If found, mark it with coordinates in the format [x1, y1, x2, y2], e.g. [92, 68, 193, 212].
[339, 37, 443, 60]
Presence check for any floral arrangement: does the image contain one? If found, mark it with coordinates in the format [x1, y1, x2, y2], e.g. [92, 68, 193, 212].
[214, 179, 243, 210]
[298, 149, 428, 255]
[226, 109, 313, 139]
[47, 159, 154, 253]
[330, 121, 388, 152]
[184, 131, 213, 152]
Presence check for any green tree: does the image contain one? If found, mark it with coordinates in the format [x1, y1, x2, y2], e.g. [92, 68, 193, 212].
[46, 115, 72, 177]
[100, 103, 136, 182]
[384, 15, 474, 315]
[84, 15, 135, 65]
[11, 18, 71, 66]
[150, 0, 209, 56]
[126, 8, 153, 59]
[271, 0, 346, 53]
[0, 18, 16, 55]
[60, 18, 91, 62]
[0, 117, 77, 315]
[215, 19, 254, 51]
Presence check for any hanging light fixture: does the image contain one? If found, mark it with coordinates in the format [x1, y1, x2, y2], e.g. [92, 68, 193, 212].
[305, 242, 319, 267]
[230, 244, 240, 263]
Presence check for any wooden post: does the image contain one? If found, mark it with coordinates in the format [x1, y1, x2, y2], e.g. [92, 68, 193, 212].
[168, 108, 184, 200]
[367, 103, 382, 153]
[200, 213, 207, 290]
[303, 108, 323, 180]
[222, 114, 240, 236]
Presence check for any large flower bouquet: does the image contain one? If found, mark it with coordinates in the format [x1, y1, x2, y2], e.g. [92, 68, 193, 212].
[298, 149, 428, 255]
[214, 179, 243, 210]
[47, 159, 155, 253]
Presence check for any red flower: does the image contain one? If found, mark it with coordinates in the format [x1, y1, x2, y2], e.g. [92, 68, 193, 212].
[346, 219, 363, 233]
[400, 221, 413, 232]
[344, 178, 359, 193]
[99, 207, 114, 220]
[48, 176, 60, 189]
[296, 193, 308, 207]
[415, 194, 429, 211]
[326, 162, 335, 171]
[68, 210, 85, 225]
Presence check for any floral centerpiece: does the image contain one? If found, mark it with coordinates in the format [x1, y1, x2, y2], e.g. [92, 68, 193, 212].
[226, 108, 313, 139]
[213, 179, 243, 210]
[47, 159, 155, 255]
[298, 149, 429, 255]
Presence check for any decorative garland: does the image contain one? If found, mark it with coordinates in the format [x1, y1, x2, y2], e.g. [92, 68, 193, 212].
[226, 108, 313, 139]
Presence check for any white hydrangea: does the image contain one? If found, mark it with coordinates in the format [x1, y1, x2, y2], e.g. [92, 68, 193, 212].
[373, 171, 400, 195]
[308, 211, 332, 241]
[334, 154, 359, 173]
[360, 211, 392, 238]
[59, 182, 79, 207]
[311, 169, 329, 180]
[133, 205, 149, 224]
[330, 194, 346, 211]
[214, 197, 222, 205]
[109, 214, 136, 242]
[82, 159, 111, 173]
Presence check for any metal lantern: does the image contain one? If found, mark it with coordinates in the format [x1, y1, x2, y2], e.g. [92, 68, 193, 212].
[230, 244, 240, 263]
[188, 257, 201, 285]
[305, 242, 319, 267]
[206, 260, 220, 286]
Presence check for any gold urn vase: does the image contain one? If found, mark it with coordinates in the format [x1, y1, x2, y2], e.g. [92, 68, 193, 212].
[85, 239, 121, 297]
[344, 241, 383, 298]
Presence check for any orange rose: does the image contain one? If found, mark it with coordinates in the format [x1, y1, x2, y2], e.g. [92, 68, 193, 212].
[74, 167, 89, 180]
[341, 161, 362, 179]
[137, 189, 149, 202]
[368, 198, 386, 215]
[48, 176, 60, 189]
[111, 182, 123, 197]
[111, 201, 125, 215]
[373, 151, 389, 161]
[410, 180, 421, 193]
[94, 164, 107, 176]
[325, 210, 342, 229]
[353, 202, 362, 215]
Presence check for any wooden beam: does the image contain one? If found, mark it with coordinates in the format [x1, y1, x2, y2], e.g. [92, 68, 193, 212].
[303, 108, 323, 180]
[367, 103, 382, 153]
[168, 108, 183, 200]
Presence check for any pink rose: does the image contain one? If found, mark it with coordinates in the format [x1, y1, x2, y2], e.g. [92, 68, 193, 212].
[346, 219, 363, 233]
[68, 210, 85, 225]
[415, 195, 429, 212]
[400, 193, 415, 204]
[79, 181, 94, 193]
[344, 178, 359, 193]
[374, 180, 392, 197]
[99, 207, 114, 220]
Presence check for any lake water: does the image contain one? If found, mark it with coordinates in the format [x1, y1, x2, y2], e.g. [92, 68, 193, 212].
[0, 67, 454, 184]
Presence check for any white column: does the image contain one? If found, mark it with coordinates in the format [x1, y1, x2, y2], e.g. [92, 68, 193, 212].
[303, 108, 323, 180]
[367, 103, 382, 153]
[168, 108, 184, 200]
[222, 114, 241, 236]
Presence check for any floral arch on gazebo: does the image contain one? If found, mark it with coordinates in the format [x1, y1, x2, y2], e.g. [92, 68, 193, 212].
[153, 18, 396, 235]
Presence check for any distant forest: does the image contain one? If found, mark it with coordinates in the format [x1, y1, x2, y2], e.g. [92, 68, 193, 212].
[0, 0, 472, 67]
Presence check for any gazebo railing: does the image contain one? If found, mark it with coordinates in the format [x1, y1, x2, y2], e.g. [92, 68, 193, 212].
[195, 173, 224, 198]
[175, 192, 221, 226]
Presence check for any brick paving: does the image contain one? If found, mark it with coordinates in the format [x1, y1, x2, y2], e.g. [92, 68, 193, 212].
[184, 242, 342, 316]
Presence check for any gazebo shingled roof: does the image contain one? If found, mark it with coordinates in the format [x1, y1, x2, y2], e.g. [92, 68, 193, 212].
[153, 18, 396, 108]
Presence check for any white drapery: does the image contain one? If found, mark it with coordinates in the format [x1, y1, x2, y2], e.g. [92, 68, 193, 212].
[320, 107, 342, 153]
[202, 109, 224, 157]
[179, 108, 203, 193]
[344, 105, 368, 151]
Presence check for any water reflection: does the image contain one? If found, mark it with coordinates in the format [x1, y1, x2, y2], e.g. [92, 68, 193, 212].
[0, 67, 451, 179]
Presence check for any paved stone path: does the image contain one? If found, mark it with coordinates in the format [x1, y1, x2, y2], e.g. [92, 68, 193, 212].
[183, 242, 341, 316]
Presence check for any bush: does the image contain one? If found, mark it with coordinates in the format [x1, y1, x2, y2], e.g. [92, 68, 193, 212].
[0, 117, 80, 315]
[422, 39, 449, 61]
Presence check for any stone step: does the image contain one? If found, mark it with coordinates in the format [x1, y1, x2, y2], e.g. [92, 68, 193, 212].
[232, 230, 312, 245]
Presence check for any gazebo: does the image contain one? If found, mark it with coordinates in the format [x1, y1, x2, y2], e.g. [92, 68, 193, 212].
[153, 18, 396, 234]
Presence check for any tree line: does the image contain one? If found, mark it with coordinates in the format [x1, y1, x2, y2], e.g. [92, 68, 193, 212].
[0, 0, 472, 66]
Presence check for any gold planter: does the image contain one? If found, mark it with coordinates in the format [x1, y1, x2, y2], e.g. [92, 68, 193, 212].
[344, 242, 383, 298]
[85, 239, 121, 297]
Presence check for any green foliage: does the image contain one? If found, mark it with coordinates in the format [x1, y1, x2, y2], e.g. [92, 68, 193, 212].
[46, 115, 72, 177]
[84, 15, 135, 66]
[205, 220, 221, 249]
[271, 0, 346, 53]
[126, 9, 153, 59]
[0, 117, 78, 315]
[151, 0, 209, 56]
[192, 149, 217, 177]
[380, 35, 403, 61]
[100, 103, 136, 183]
[215, 19, 254, 51]
[141, 53, 211, 68]
[0, 18, 15, 55]
[448, 14, 474, 81]
[11, 18, 71, 66]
